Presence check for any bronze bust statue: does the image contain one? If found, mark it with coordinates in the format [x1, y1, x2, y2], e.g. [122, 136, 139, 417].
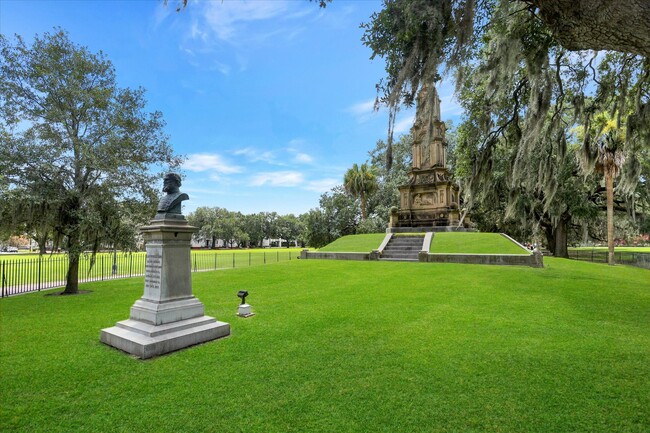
[157, 173, 189, 216]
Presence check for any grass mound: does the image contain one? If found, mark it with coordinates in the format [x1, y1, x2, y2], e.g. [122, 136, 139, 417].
[1, 258, 649, 432]
[318, 233, 385, 252]
[430, 232, 529, 254]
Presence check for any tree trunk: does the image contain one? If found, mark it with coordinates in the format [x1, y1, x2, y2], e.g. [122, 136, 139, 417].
[360, 192, 367, 220]
[606, 172, 615, 265]
[554, 213, 570, 259]
[534, 0, 650, 58]
[457, 207, 468, 228]
[542, 222, 555, 256]
[64, 247, 80, 294]
[34, 230, 49, 255]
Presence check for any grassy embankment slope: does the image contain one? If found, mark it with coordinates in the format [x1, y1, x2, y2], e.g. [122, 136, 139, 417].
[317, 233, 386, 252]
[430, 232, 529, 254]
[318, 232, 529, 255]
[1, 258, 648, 432]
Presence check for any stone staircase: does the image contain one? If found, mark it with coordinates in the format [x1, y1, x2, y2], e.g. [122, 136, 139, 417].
[380, 235, 424, 261]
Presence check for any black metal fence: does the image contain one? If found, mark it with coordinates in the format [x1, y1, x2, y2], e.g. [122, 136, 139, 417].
[570, 249, 650, 269]
[1, 250, 297, 298]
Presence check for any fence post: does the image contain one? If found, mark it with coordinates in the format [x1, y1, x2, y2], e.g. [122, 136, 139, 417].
[249, 252, 251, 266]
[1, 261, 5, 298]
[232, 253, 235, 268]
[129, 253, 133, 278]
[277, 251, 279, 263]
[38, 255, 42, 291]
[193, 254, 197, 272]
[264, 251, 266, 264]
[214, 253, 217, 270]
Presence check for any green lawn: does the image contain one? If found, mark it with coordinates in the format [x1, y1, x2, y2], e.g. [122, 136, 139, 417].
[318, 233, 386, 252]
[1, 258, 649, 432]
[430, 232, 529, 254]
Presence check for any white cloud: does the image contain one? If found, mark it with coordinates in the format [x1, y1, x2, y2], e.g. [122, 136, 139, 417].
[232, 147, 276, 164]
[305, 178, 339, 193]
[293, 153, 313, 164]
[250, 171, 304, 187]
[288, 138, 307, 147]
[346, 99, 376, 117]
[184, 153, 242, 174]
[393, 114, 415, 134]
[194, 0, 298, 43]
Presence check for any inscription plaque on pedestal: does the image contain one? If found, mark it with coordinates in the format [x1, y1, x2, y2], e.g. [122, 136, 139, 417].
[144, 253, 162, 300]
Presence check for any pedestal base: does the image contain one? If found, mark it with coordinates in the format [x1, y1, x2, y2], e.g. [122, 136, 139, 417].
[130, 296, 206, 326]
[237, 304, 254, 318]
[100, 316, 230, 359]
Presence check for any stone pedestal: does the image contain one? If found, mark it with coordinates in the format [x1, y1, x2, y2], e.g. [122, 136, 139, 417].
[101, 216, 230, 359]
[237, 304, 254, 318]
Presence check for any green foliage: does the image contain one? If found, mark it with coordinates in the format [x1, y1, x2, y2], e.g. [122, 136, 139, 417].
[187, 208, 304, 248]
[363, 0, 650, 251]
[300, 186, 360, 248]
[1, 259, 649, 432]
[276, 214, 304, 246]
[243, 213, 267, 248]
[343, 162, 378, 220]
[0, 29, 179, 293]
[365, 134, 412, 219]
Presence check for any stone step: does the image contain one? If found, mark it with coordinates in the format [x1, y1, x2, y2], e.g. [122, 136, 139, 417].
[387, 241, 422, 246]
[383, 246, 421, 252]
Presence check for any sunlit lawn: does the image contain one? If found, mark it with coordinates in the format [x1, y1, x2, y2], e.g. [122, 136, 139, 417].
[318, 233, 386, 252]
[430, 232, 530, 254]
[1, 258, 648, 432]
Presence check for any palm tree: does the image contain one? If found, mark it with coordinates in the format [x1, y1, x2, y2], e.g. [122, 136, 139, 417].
[596, 130, 625, 265]
[344, 163, 378, 220]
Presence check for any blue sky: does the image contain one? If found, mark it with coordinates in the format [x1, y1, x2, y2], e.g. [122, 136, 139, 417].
[1, 0, 462, 215]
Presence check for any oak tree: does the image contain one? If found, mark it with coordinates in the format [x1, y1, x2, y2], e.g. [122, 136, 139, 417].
[0, 30, 181, 294]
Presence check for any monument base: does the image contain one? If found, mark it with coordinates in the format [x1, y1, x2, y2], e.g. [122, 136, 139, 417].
[237, 304, 254, 318]
[100, 316, 230, 359]
[387, 226, 474, 233]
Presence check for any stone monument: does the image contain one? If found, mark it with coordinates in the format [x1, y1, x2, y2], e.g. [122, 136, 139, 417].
[389, 85, 468, 232]
[100, 173, 230, 359]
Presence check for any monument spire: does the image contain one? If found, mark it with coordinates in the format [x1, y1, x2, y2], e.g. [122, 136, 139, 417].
[389, 83, 468, 231]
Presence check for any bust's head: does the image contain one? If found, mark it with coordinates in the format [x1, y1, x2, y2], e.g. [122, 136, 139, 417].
[162, 173, 181, 194]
